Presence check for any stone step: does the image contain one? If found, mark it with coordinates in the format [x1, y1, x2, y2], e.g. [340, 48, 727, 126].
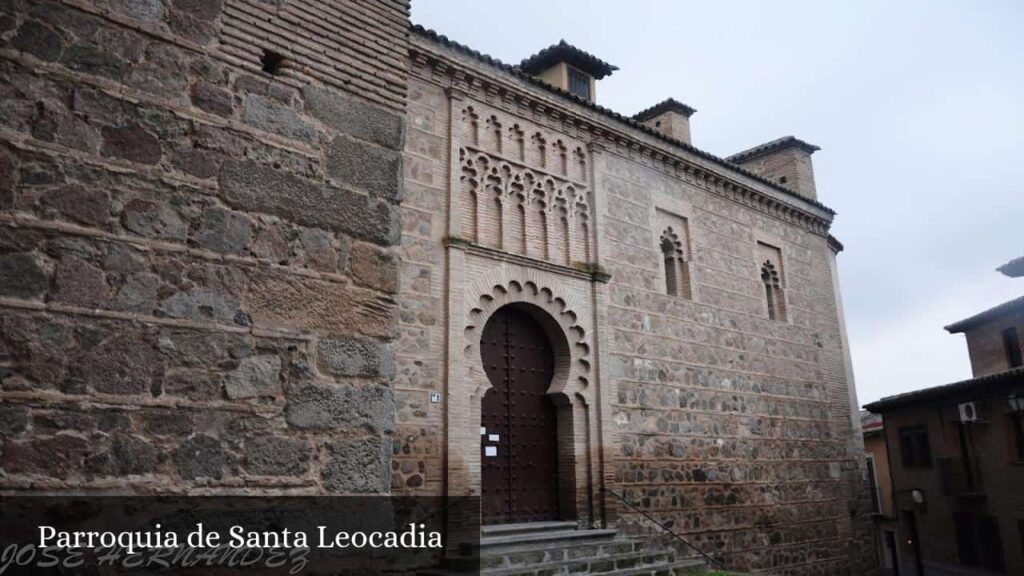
[481, 521, 579, 537]
[482, 549, 674, 576]
[428, 553, 704, 576]
[465, 528, 619, 555]
[612, 558, 708, 576]
[478, 538, 643, 570]
[426, 526, 706, 576]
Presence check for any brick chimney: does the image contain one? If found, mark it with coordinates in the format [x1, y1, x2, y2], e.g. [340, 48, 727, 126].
[727, 136, 821, 200]
[634, 98, 697, 145]
[519, 40, 617, 103]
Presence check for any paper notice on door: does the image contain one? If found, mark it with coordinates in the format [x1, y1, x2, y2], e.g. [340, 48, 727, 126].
[480, 427, 486, 435]
[488, 434, 499, 442]
[484, 446, 497, 457]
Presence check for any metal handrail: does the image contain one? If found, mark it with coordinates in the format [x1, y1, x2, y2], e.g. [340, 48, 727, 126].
[605, 487, 726, 570]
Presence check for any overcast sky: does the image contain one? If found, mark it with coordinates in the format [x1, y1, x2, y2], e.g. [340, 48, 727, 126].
[411, 0, 1024, 405]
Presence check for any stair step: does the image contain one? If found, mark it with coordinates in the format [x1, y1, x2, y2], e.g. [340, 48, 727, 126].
[482, 521, 579, 537]
[466, 529, 618, 555]
[613, 558, 708, 576]
[482, 549, 674, 576]
[477, 538, 643, 570]
[428, 524, 708, 576]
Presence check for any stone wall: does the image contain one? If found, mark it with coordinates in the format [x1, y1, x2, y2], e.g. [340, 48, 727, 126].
[392, 75, 447, 494]
[0, 0, 408, 494]
[599, 150, 872, 574]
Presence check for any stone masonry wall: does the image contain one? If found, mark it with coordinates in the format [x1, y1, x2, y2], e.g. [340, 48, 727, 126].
[391, 75, 447, 494]
[600, 152, 873, 574]
[0, 0, 408, 494]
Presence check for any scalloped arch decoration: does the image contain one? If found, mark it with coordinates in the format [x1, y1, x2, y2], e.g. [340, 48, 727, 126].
[463, 279, 592, 404]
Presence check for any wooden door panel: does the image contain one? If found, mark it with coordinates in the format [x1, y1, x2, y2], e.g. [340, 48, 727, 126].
[480, 307, 559, 524]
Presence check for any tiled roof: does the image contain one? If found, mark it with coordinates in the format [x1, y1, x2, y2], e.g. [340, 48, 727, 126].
[944, 295, 1024, 333]
[726, 136, 821, 164]
[863, 366, 1024, 412]
[519, 40, 618, 79]
[860, 410, 882, 432]
[634, 98, 697, 121]
[410, 25, 837, 217]
[998, 256, 1024, 278]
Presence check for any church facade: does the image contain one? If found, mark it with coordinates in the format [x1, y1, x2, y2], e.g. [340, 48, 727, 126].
[393, 26, 874, 574]
[0, 0, 873, 573]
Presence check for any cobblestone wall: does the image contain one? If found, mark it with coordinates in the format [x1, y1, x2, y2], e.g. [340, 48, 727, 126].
[0, 0, 408, 494]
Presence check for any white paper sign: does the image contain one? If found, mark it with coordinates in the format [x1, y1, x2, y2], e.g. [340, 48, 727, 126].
[484, 446, 497, 457]
[480, 427, 486, 435]
[488, 434, 499, 442]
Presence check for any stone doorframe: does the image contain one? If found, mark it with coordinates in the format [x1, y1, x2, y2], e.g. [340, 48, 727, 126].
[443, 261, 603, 528]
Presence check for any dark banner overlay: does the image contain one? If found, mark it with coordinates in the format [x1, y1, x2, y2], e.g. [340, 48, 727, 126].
[0, 497, 480, 575]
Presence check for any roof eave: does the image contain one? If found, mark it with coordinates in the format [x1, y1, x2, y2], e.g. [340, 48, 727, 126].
[863, 366, 1024, 412]
[727, 136, 821, 164]
[634, 98, 698, 121]
[519, 40, 618, 80]
[944, 295, 1024, 333]
[997, 256, 1024, 278]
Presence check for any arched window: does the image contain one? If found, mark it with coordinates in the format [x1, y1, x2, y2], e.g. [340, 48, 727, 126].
[761, 261, 786, 321]
[660, 228, 691, 299]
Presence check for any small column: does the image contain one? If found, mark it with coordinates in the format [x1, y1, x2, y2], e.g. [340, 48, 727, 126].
[445, 86, 468, 238]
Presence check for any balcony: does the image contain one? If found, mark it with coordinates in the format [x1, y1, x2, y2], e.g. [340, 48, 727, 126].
[938, 456, 985, 498]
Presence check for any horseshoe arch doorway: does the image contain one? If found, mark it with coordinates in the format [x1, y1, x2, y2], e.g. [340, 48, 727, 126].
[479, 304, 562, 525]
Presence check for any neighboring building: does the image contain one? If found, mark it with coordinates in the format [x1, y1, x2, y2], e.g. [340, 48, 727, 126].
[863, 411, 893, 517]
[0, 1, 875, 574]
[863, 410, 901, 575]
[398, 24, 875, 574]
[864, 258, 1024, 575]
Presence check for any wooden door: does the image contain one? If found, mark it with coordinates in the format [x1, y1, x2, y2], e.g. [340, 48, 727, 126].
[480, 306, 559, 525]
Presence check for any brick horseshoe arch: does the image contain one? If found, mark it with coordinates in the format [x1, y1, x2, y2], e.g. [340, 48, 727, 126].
[463, 280, 591, 405]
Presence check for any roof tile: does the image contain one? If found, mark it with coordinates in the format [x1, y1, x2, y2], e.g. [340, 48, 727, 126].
[634, 98, 697, 121]
[726, 136, 820, 164]
[519, 40, 618, 79]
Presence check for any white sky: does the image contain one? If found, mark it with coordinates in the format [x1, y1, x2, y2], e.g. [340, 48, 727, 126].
[411, 0, 1024, 405]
